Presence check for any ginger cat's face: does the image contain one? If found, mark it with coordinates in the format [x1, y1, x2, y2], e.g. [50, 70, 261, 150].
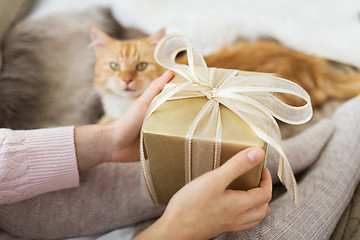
[91, 28, 165, 98]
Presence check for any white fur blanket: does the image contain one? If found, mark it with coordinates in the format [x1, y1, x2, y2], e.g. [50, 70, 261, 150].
[1, 1, 358, 239]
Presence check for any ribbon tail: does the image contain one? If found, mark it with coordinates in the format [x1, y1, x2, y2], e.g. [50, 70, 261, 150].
[278, 155, 300, 207]
[252, 127, 300, 206]
[214, 104, 222, 169]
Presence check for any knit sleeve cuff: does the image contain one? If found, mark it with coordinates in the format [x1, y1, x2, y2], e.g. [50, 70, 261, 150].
[24, 126, 80, 197]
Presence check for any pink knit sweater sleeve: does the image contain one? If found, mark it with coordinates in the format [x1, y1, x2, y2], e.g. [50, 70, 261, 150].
[0, 126, 80, 204]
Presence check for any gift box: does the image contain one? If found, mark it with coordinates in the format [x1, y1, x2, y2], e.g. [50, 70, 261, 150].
[143, 71, 268, 204]
[140, 34, 313, 206]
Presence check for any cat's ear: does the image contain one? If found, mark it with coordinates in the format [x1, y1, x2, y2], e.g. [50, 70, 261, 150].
[148, 28, 166, 46]
[90, 27, 112, 56]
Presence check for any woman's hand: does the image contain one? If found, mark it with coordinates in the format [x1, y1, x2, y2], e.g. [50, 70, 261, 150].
[74, 70, 174, 171]
[108, 70, 174, 163]
[135, 147, 272, 240]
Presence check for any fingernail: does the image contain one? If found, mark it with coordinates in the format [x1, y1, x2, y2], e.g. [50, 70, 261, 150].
[246, 148, 263, 164]
[162, 70, 171, 77]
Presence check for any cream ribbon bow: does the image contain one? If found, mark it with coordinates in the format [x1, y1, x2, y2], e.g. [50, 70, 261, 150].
[140, 34, 312, 206]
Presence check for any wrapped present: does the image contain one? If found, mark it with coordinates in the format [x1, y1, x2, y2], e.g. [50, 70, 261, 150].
[140, 34, 312, 206]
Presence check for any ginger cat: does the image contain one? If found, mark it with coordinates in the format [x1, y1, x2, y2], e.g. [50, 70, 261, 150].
[90, 27, 165, 123]
[91, 29, 360, 123]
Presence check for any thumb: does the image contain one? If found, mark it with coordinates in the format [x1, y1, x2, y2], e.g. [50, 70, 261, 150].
[215, 147, 265, 188]
[120, 70, 173, 128]
[137, 70, 174, 106]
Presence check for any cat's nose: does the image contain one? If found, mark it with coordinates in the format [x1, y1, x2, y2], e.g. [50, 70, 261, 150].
[122, 78, 133, 84]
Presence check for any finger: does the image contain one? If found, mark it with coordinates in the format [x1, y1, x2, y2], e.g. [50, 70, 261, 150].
[259, 167, 272, 191]
[137, 70, 174, 106]
[214, 147, 265, 188]
[266, 206, 271, 216]
[232, 220, 262, 232]
[239, 204, 269, 224]
[244, 168, 273, 206]
[118, 70, 174, 130]
[230, 205, 270, 232]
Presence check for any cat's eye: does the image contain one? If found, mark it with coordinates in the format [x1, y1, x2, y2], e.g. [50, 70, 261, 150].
[110, 62, 120, 71]
[135, 62, 148, 71]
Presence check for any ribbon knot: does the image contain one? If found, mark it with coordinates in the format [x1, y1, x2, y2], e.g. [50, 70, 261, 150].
[204, 88, 218, 100]
[140, 34, 313, 206]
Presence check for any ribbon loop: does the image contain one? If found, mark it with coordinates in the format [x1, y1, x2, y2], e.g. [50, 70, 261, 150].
[140, 34, 313, 206]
